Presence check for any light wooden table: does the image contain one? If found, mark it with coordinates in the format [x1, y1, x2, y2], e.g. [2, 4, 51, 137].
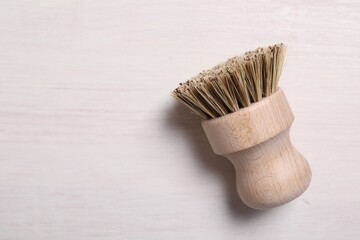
[1, 0, 359, 239]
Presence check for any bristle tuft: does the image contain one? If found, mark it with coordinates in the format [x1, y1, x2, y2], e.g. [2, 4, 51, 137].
[172, 43, 288, 119]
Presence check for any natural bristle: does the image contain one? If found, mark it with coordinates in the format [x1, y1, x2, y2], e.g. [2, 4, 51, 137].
[172, 43, 288, 119]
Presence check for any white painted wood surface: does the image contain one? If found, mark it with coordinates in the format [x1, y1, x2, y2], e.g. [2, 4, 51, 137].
[0, 0, 359, 239]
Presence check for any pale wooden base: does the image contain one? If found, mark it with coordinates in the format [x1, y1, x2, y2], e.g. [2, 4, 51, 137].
[202, 88, 312, 209]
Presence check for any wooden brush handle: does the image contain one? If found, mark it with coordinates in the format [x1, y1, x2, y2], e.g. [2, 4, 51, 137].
[201, 88, 311, 209]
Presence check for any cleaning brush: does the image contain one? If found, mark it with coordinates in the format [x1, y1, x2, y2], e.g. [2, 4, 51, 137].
[171, 43, 311, 209]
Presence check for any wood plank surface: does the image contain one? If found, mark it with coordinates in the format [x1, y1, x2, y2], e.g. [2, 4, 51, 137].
[0, 0, 359, 239]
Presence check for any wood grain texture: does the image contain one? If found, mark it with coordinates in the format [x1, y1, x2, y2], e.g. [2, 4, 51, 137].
[202, 88, 294, 155]
[228, 128, 311, 209]
[202, 88, 311, 209]
[0, 0, 360, 239]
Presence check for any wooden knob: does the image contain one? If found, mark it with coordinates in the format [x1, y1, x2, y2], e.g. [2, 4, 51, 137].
[201, 88, 311, 209]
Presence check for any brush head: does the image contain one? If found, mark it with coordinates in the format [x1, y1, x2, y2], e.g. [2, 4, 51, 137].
[172, 43, 288, 119]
